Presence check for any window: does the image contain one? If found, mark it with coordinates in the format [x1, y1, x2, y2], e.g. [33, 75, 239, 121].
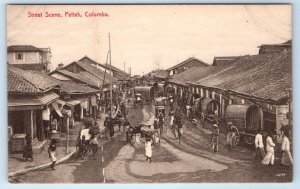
[16, 53, 23, 60]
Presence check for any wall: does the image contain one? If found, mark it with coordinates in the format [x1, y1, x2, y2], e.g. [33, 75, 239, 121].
[65, 63, 85, 73]
[8, 52, 41, 64]
[172, 59, 207, 75]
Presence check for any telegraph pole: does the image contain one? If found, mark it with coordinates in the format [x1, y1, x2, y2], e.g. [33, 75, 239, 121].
[108, 33, 113, 118]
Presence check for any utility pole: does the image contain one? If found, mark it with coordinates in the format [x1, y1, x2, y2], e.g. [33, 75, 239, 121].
[108, 33, 113, 118]
[124, 62, 125, 72]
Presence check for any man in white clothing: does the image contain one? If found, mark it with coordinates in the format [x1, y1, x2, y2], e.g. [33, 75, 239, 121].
[254, 130, 265, 161]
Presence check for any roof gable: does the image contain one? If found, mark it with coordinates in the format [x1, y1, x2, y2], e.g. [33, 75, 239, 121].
[8, 45, 42, 52]
[8, 67, 59, 94]
[166, 57, 209, 71]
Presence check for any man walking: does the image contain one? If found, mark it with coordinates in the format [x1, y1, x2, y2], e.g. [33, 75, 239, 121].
[211, 124, 219, 153]
[254, 130, 265, 161]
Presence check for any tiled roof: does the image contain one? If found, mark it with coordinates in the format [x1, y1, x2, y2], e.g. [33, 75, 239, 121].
[59, 80, 100, 94]
[8, 67, 98, 96]
[169, 65, 225, 86]
[153, 70, 169, 79]
[103, 63, 131, 78]
[195, 52, 292, 101]
[169, 51, 291, 102]
[79, 56, 130, 79]
[166, 57, 210, 71]
[52, 69, 100, 88]
[75, 61, 118, 83]
[212, 56, 242, 66]
[8, 67, 59, 94]
[7, 45, 42, 52]
[79, 56, 118, 71]
[8, 69, 39, 94]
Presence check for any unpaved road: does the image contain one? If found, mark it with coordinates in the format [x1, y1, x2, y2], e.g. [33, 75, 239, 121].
[13, 104, 292, 183]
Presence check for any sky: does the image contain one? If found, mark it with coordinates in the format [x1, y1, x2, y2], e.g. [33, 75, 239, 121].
[7, 4, 291, 75]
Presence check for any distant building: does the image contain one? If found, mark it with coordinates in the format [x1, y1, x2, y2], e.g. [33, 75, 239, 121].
[212, 56, 242, 66]
[166, 57, 209, 77]
[258, 39, 291, 55]
[7, 45, 52, 72]
[79, 56, 131, 80]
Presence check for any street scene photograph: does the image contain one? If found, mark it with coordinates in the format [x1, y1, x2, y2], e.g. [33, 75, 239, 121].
[7, 4, 292, 183]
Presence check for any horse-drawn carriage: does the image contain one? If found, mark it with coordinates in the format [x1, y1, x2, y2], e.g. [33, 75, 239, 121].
[194, 97, 221, 125]
[126, 123, 159, 145]
[224, 104, 262, 146]
[193, 96, 262, 146]
[134, 86, 155, 104]
[133, 93, 144, 108]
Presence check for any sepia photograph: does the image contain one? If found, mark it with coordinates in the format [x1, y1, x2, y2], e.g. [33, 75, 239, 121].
[7, 4, 292, 183]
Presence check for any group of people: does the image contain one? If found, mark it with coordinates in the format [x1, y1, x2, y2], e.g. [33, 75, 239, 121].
[255, 128, 293, 166]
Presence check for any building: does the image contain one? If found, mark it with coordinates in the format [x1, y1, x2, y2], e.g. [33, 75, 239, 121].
[7, 45, 52, 72]
[166, 57, 209, 77]
[153, 70, 169, 82]
[212, 56, 242, 66]
[79, 56, 131, 81]
[50, 61, 118, 89]
[166, 40, 292, 143]
[258, 39, 292, 55]
[8, 66, 60, 152]
[8, 66, 100, 152]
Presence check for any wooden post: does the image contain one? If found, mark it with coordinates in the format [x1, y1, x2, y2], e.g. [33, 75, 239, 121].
[30, 110, 34, 141]
[66, 115, 69, 154]
[200, 88, 203, 97]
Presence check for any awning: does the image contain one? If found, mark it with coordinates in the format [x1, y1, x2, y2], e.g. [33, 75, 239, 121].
[51, 102, 63, 117]
[65, 100, 81, 106]
[8, 96, 44, 111]
[38, 91, 59, 105]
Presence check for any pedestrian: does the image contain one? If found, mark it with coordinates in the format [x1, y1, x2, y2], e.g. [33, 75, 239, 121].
[90, 134, 99, 160]
[120, 102, 126, 116]
[123, 117, 130, 133]
[48, 139, 57, 170]
[169, 110, 175, 127]
[225, 122, 234, 150]
[281, 129, 293, 166]
[261, 131, 276, 166]
[153, 117, 161, 142]
[23, 134, 33, 162]
[79, 135, 87, 158]
[169, 96, 174, 111]
[145, 137, 153, 163]
[211, 124, 219, 153]
[108, 117, 115, 140]
[254, 130, 265, 161]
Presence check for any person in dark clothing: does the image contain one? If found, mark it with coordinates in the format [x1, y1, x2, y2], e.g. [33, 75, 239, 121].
[120, 102, 126, 116]
[23, 134, 33, 161]
[105, 117, 114, 140]
[48, 140, 57, 170]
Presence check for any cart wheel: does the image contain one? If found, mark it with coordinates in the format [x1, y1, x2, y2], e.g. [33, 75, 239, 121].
[231, 126, 240, 146]
[244, 135, 255, 145]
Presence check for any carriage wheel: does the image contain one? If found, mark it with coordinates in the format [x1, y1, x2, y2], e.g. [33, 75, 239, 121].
[231, 126, 240, 146]
[244, 135, 255, 145]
